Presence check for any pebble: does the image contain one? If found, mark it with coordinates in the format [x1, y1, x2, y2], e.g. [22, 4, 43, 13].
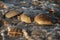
[0, 1, 8, 9]
[57, 19, 60, 24]
[11, 18, 19, 25]
[47, 36, 53, 40]
[31, 29, 47, 40]
[50, 0, 60, 2]
[0, 34, 3, 40]
[49, 8, 55, 14]
[2, 19, 9, 26]
[22, 29, 33, 40]
[32, 0, 40, 6]
[0, 20, 3, 27]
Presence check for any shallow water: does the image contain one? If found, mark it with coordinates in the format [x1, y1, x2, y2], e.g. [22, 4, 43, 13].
[0, 0, 60, 40]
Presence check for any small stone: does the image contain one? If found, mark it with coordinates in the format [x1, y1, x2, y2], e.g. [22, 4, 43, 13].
[32, 1, 40, 6]
[49, 8, 55, 14]
[19, 14, 31, 23]
[57, 19, 60, 24]
[34, 14, 53, 25]
[48, 36, 53, 40]
[31, 29, 47, 40]
[0, 20, 3, 27]
[50, 0, 60, 2]
[5, 10, 19, 18]
[0, 34, 3, 40]
[0, 1, 8, 9]
[22, 29, 33, 40]
[11, 18, 19, 25]
[2, 19, 9, 26]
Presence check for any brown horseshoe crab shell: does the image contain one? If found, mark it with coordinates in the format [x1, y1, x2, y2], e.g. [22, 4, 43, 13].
[5, 10, 19, 18]
[34, 14, 53, 25]
[18, 13, 32, 23]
